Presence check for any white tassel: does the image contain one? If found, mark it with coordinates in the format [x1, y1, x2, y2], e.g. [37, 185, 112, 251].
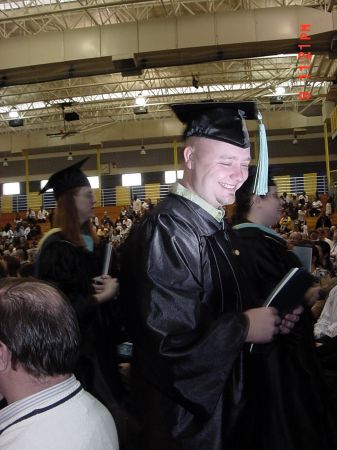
[253, 111, 269, 195]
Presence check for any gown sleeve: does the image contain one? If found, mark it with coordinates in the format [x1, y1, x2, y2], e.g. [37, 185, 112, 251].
[121, 213, 248, 420]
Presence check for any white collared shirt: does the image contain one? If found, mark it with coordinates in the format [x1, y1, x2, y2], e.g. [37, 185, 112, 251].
[0, 375, 119, 450]
[314, 285, 337, 339]
[172, 182, 225, 224]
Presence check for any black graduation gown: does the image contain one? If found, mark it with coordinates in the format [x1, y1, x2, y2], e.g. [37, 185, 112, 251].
[233, 224, 337, 450]
[119, 194, 249, 450]
[36, 231, 124, 409]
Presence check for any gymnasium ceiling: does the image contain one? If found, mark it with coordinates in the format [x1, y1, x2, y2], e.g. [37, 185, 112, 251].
[0, 0, 337, 167]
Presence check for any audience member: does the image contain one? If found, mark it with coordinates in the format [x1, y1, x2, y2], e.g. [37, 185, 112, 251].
[318, 228, 333, 249]
[331, 231, 337, 261]
[132, 195, 142, 215]
[37, 206, 49, 223]
[13, 214, 22, 225]
[298, 191, 309, 206]
[14, 247, 29, 266]
[101, 211, 113, 227]
[18, 262, 35, 277]
[278, 210, 292, 232]
[326, 196, 333, 216]
[288, 231, 302, 248]
[26, 208, 36, 224]
[297, 205, 307, 226]
[315, 284, 337, 340]
[0, 278, 119, 450]
[119, 207, 127, 219]
[279, 191, 289, 205]
[91, 215, 100, 230]
[310, 196, 323, 216]
[316, 212, 332, 229]
[97, 224, 108, 240]
[315, 240, 335, 277]
[310, 230, 319, 241]
[3, 255, 20, 277]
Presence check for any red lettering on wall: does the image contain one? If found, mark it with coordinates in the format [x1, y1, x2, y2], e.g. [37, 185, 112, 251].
[298, 52, 312, 61]
[298, 91, 312, 100]
[299, 33, 311, 41]
[300, 24, 311, 31]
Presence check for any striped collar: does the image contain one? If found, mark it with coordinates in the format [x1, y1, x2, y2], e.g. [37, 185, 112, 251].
[0, 375, 81, 433]
[171, 182, 225, 223]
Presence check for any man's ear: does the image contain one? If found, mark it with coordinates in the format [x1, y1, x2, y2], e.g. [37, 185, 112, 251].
[0, 341, 11, 372]
[184, 146, 194, 170]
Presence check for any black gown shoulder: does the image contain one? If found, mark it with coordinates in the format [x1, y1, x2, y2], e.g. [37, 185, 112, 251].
[234, 225, 301, 307]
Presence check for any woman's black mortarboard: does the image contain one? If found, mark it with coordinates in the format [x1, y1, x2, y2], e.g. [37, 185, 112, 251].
[39, 157, 91, 200]
[170, 101, 269, 195]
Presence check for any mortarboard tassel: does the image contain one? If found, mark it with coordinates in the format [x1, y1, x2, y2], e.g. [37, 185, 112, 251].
[253, 111, 269, 195]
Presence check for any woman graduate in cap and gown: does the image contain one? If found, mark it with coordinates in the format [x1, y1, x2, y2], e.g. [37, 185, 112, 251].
[36, 158, 125, 432]
[231, 172, 337, 450]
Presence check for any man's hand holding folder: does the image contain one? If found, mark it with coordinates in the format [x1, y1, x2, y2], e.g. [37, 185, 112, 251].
[247, 267, 318, 352]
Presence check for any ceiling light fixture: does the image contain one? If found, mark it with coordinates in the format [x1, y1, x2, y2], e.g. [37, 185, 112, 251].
[275, 86, 286, 95]
[3, 157, 8, 167]
[67, 151, 73, 161]
[292, 134, 298, 145]
[135, 94, 146, 107]
[140, 145, 146, 155]
[8, 108, 19, 119]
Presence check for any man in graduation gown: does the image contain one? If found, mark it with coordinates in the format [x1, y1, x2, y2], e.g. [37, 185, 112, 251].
[119, 102, 299, 450]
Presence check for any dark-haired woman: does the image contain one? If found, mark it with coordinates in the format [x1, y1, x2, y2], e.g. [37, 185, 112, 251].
[231, 174, 337, 450]
[36, 160, 124, 432]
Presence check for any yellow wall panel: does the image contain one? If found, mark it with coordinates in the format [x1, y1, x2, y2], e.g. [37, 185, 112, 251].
[1, 195, 13, 212]
[274, 175, 291, 194]
[303, 173, 317, 195]
[28, 192, 40, 210]
[93, 188, 101, 207]
[116, 186, 130, 206]
[145, 183, 160, 202]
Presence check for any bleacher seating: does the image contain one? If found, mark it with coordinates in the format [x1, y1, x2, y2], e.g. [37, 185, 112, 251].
[0, 206, 128, 230]
[1, 208, 337, 233]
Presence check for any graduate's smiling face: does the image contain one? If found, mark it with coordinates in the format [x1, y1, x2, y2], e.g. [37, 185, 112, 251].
[183, 137, 251, 208]
[74, 186, 96, 225]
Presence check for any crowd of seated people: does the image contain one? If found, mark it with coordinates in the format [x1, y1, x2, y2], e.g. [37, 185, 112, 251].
[278, 191, 333, 231]
[265, 206, 337, 364]
[0, 218, 41, 277]
[0, 198, 156, 280]
[90, 198, 154, 247]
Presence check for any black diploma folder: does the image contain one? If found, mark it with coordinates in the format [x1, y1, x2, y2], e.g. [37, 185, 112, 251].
[262, 267, 313, 314]
[249, 267, 313, 353]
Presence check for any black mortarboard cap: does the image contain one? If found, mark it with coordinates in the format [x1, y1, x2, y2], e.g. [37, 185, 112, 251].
[171, 101, 258, 148]
[39, 157, 91, 200]
[171, 101, 269, 195]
